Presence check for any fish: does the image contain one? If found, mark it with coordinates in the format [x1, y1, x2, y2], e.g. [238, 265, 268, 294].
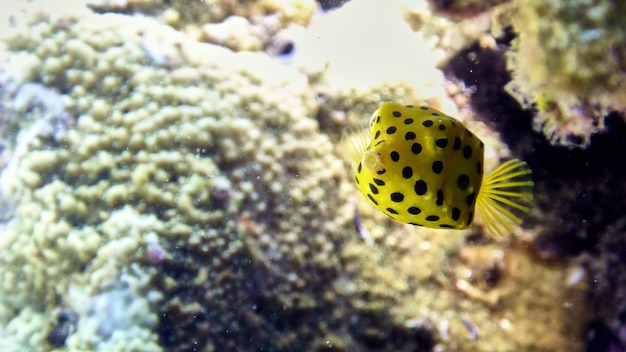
[343, 102, 533, 237]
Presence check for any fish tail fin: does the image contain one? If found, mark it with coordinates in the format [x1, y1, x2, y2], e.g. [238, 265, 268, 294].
[340, 127, 370, 170]
[475, 159, 534, 237]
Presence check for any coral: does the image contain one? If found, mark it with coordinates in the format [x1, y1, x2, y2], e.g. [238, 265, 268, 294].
[0, 5, 352, 351]
[403, 0, 501, 61]
[502, 0, 626, 147]
[445, 32, 626, 351]
[86, 0, 317, 40]
[0, 0, 596, 351]
[201, 15, 266, 51]
[339, 217, 588, 352]
[64, 268, 160, 350]
[86, 0, 235, 29]
[235, 0, 317, 27]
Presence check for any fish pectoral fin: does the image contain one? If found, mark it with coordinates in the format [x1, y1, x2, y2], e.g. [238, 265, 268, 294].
[340, 126, 371, 169]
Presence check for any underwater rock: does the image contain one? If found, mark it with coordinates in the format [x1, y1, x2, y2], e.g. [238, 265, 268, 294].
[447, 25, 626, 352]
[427, 0, 509, 18]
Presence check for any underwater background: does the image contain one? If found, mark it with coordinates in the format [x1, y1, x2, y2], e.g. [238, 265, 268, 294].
[0, 0, 624, 351]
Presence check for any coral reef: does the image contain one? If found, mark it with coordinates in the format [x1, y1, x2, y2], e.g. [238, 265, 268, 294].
[86, 0, 317, 43]
[0, 0, 605, 351]
[0, 4, 352, 351]
[403, 0, 501, 62]
[446, 30, 626, 351]
[339, 220, 588, 352]
[502, 0, 626, 147]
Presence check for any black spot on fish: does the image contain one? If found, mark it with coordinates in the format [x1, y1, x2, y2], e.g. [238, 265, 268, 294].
[466, 192, 475, 207]
[377, 168, 386, 175]
[390, 192, 404, 202]
[432, 161, 443, 174]
[387, 207, 399, 214]
[369, 183, 379, 194]
[408, 206, 421, 215]
[404, 118, 414, 125]
[374, 130, 381, 139]
[439, 224, 454, 228]
[435, 138, 448, 148]
[439, 124, 445, 130]
[402, 166, 413, 179]
[368, 194, 378, 206]
[390, 151, 400, 162]
[414, 180, 427, 196]
[452, 207, 461, 221]
[387, 126, 397, 134]
[423, 120, 433, 127]
[392, 111, 401, 118]
[426, 215, 439, 221]
[436, 189, 444, 206]
[452, 138, 460, 151]
[463, 145, 472, 159]
[457, 174, 470, 191]
[373, 178, 385, 186]
[411, 143, 422, 155]
[405, 132, 416, 141]
[357, 162, 362, 173]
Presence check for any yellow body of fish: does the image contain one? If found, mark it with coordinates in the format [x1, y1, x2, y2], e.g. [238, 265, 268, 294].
[345, 102, 533, 236]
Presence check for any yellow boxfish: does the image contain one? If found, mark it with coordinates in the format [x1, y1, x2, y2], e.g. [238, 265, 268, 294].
[344, 102, 533, 237]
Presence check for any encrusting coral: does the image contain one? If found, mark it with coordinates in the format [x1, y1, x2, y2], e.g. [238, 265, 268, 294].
[501, 0, 626, 147]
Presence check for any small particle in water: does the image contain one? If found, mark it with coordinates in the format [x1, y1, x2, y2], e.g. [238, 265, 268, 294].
[462, 318, 479, 340]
